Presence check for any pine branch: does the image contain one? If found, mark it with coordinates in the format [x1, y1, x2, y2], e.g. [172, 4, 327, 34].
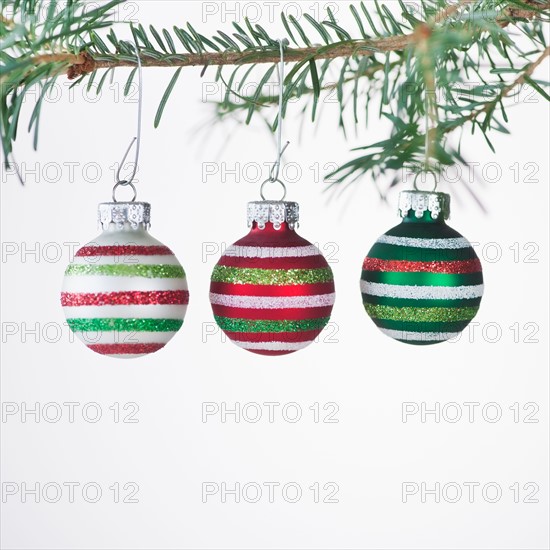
[24, 1, 548, 77]
[2, 0, 549, 195]
[447, 45, 550, 132]
[37, 36, 414, 75]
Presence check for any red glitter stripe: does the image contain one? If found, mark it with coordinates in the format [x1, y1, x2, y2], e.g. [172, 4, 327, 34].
[211, 304, 333, 321]
[210, 281, 335, 297]
[224, 329, 322, 343]
[61, 290, 189, 306]
[362, 257, 482, 274]
[76, 245, 173, 257]
[88, 343, 165, 355]
[218, 254, 327, 270]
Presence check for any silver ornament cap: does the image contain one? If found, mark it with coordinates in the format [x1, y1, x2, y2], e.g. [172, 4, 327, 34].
[247, 200, 299, 230]
[98, 201, 151, 230]
[398, 191, 450, 221]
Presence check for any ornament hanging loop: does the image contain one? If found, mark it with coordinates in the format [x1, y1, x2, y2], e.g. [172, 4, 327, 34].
[113, 37, 143, 203]
[413, 169, 438, 192]
[260, 178, 287, 201]
[112, 180, 137, 202]
[263, 38, 290, 201]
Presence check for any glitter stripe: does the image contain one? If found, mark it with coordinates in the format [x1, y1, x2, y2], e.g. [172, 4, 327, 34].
[218, 254, 327, 270]
[362, 257, 482, 274]
[211, 304, 332, 321]
[361, 293, 481, 309]
[63, 304, 187, 320]
[62, 277, 188, 293]
[76, 331, 178, 345]
[76, 245, 173, 257]
[211, 266, 333, 285]
[361, 281, 484, 300]
[209, 292, 335, 309]
[379, 328, 461, 341]
[61, 290, 189, 306]
[224, 329, 322, 343]
[234, 340, 313, 351]
[376, 235, 471, 249]
[87, 343, 165, 355]
[365, 304, 479, 322]
[70, 254, 182, 266]
[213, 316, 330, 333]
[65, 264, 185, 278]
[224, 245, 320, 258]
[67, 318, 183, 332]
[210, 281, 335, 297]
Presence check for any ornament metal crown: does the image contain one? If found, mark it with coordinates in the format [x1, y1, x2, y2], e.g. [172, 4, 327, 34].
[247, 200, 300, 230]
[398, 190, 451, 220]
[98, 202, 151, 230]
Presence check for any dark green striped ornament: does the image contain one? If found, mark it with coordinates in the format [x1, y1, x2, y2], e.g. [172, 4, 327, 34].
[360, 190, 484, 345]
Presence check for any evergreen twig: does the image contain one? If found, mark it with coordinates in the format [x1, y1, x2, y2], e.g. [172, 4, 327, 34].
[1, 0, 549, 193]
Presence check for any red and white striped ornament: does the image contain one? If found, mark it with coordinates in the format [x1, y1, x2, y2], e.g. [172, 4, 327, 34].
[62, 202, 189, 358]
[210, 201, 335, 356]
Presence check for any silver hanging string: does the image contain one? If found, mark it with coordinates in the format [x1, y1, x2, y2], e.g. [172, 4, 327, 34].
[261, 38, 290, 201]
[113, 37, 143, 203]
[269, 38, 290, 183]
[415, 81, 439, 193]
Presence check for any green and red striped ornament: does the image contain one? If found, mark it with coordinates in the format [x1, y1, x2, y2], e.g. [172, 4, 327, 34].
[61, 202, 189, 358]
[210, 201, 335, 356]
[361, 190, 483, 345]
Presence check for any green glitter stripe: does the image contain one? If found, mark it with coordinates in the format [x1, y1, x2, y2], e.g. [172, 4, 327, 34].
[362, 293, 482, 309]
[65, 264, 185, 278]
[67, 318, 183, 332]
[370, 317, 472, 333]
[368, 243, 476, 262]
[214, 315, 330, 333]
[365, 304, 479, 323]
[361, 270, 483, 287]
[211, 265, 333, 285]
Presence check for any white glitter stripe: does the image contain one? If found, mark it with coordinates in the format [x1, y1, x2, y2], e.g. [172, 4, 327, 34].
[376, 235, 471, 249]
[62, 276, 188, 293]
[209, 292, 335, 309]
[223, 245, 320, 258]
[379, 328, 460, 341]
[71, 255, 181, 266]
[233, 340, 313, 351]
[63, 304, 187, 320]
[78, 331, 178, 345]
[361, 281, 484, 300]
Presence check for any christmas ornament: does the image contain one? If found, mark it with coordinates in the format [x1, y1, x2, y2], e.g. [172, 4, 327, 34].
[360, 189, 483, 345]
[210, 201, 335, 355]
[209, 39, 335, 355]
[61, 41, 189, 358]
[61, 201, 189, 358]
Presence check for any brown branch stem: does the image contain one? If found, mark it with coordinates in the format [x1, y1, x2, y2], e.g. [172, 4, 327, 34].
[21, 0, 546, 79]
[93, 36, 411, 71]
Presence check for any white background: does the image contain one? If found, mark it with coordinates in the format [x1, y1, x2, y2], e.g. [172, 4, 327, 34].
[1, 1, 549, 549]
